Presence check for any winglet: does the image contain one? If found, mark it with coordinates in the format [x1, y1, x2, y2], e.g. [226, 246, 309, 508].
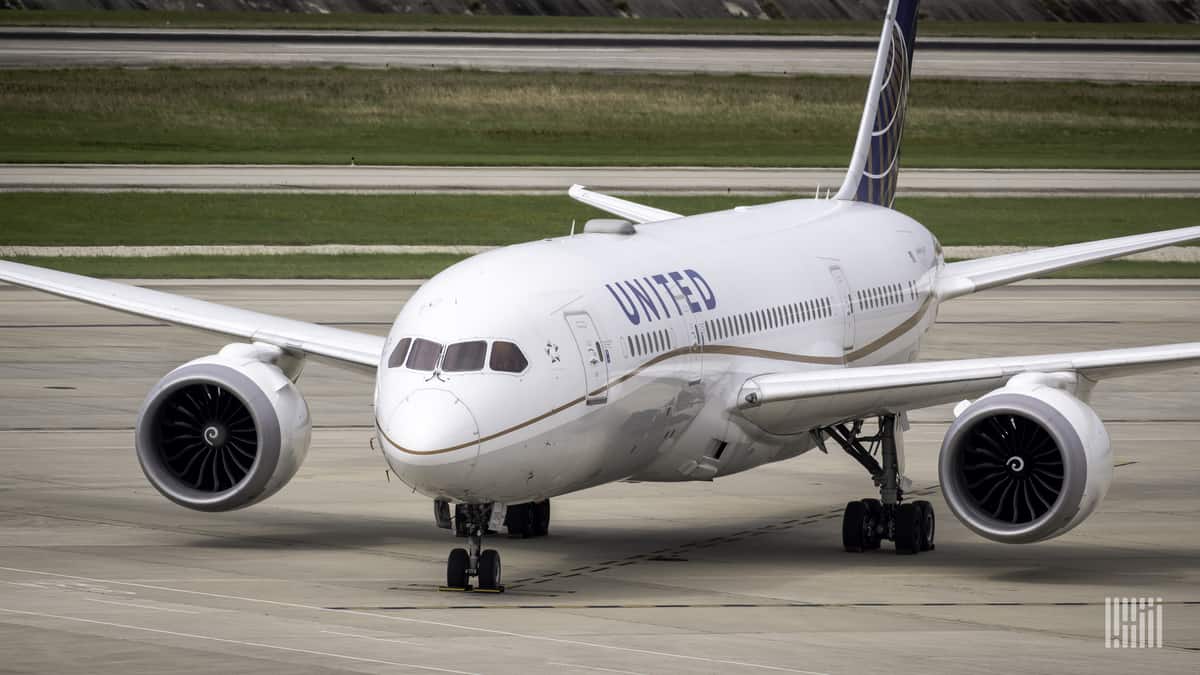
[568, 185, 683, 225]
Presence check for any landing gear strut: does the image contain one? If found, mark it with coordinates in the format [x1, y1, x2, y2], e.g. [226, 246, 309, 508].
[823, 415, 935, 555]
[443, 503, 504, 592]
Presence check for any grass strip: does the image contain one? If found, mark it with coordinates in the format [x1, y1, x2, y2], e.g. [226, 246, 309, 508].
[9, 255, 1196, 280]
[2, 193, 1197, 248]
[6, 254, 469, 279]
[1, 68, 1196, 168]
[1, 11, 1197, 40]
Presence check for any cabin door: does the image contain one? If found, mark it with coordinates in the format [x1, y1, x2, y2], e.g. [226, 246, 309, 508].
[565, 312, 610, 405]
[829, 266, 856, 354]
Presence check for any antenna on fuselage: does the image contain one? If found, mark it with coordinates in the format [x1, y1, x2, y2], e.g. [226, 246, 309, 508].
[570, 219, 576, 236]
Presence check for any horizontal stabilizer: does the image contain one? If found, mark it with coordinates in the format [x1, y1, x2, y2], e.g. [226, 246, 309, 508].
[568, 185, 682, 225]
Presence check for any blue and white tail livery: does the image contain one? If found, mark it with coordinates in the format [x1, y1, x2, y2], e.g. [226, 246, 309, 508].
[4, 0, 1200, 584]
[836, 0, 921, 208]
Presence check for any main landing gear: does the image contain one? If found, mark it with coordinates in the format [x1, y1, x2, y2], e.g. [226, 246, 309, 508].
[823, 415, 936, 555]
[442, 503, 504, 592]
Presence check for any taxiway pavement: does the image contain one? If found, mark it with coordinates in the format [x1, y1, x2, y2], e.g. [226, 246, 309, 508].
[4, 165, 1197, 197]
[2, 29, 1198, 82]
[0, 279, 1197, 674]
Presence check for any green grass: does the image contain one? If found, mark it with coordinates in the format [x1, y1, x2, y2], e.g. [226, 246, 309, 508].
[4, 193, 1196, 278]
[1, 10, 1197, 39]
[7, 254, 469, 279]
[1, 68, 1197, 168]
[10, 255, 1196, 280]
[2, 193, 1197, 248]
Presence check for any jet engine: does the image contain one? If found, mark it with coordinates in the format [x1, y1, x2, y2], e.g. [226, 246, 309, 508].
[134, 343, 311, 512]
[938, 374, 1112, 544]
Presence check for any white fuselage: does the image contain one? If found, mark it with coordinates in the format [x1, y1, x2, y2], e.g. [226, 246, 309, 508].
[374, 198, 943, 504]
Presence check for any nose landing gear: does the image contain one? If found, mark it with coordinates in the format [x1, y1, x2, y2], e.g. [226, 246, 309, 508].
[442, 503, 504, 592]
[823, 415, 936, 555]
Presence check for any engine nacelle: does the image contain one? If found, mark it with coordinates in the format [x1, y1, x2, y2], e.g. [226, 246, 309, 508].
[135, 343, 311, 512]
[938, 374, 1112, 544]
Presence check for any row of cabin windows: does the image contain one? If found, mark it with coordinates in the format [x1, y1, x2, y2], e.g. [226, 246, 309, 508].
[387, 337, 528, 373]
[706, 296, 832, 343]
[627, 328, 672, 358]
[857, 280, 917, 312]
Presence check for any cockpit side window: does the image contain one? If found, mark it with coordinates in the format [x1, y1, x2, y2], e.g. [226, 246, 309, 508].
[443, 340, 487, 372]
[405, 338, 443, 371]
[489, 341, 528, 373]
[387, 337, 412, 369]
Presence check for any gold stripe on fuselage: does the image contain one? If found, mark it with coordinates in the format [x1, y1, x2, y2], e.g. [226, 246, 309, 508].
[379, 296, 935, 455]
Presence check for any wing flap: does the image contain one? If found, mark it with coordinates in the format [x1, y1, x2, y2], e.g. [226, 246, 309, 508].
[937, 225, 1200, 300]
[0, 260, 384, 372]
[737, 342, 1200, 434]
[568, 185, 682, 225]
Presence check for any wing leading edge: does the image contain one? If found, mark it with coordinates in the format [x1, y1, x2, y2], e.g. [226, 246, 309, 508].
[0, 260, 384, 372]
[937, 225, 1200, 301]
[736, 342, 1200, 435]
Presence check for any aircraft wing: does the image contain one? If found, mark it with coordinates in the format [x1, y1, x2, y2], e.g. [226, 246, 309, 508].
[735, 343, 1200, 435]
[0, 260, 384, 373]
[937, 225, 1200, 301]
[568, 184, 683, 224]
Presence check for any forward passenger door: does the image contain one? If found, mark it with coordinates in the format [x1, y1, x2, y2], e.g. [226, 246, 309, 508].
[565, 312, 610, 405]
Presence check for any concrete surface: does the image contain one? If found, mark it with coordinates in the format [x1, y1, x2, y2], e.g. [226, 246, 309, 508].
[4, 165, 1198, 197]
[1, 29, 1198, 81]
[3, 245, 1200, 263]
[0, 280, 1197, 674]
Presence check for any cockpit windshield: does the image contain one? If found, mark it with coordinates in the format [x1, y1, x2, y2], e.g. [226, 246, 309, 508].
[387, 337, 411, 369]
[388, 338, 528, 374]
[443, 341, 487, 372]
[490, 341, 528, 373]
[405, 338, 444, 371]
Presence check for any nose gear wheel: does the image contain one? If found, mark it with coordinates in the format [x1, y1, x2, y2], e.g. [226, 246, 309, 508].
[439, 503, 504, 593]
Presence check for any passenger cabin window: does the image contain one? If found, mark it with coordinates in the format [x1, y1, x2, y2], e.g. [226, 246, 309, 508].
[387, 337, 412, 369]
[406, 338, 443, 371]
[490, 341, 528, 373]
[443, 340, 487, 372]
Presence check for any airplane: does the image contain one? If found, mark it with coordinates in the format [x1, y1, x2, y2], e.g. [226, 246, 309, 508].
[3, 0, 1200, 593]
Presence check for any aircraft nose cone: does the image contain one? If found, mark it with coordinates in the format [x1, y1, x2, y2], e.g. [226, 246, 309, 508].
[377, 388, 480, 460]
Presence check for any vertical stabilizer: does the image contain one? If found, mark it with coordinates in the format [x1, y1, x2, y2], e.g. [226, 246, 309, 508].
[834, 0, 921, 208]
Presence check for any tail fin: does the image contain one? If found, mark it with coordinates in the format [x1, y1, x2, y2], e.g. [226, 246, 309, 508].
[834, 0, 921, 208]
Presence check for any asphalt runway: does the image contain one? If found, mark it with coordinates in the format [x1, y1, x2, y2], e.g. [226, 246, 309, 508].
[4, 165, 1198, 197]
[0, 279, 1197, 674]
[2, 28, 1198, 81]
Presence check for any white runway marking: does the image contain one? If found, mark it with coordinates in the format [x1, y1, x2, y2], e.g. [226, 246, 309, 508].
[0, 566, 829, 674]
[86, 597, 202, 614]
[1, 580, 47, 589]
[0, 606, 483, 675]
[548, 661, 646, 675]
[320, 629, 420, 646]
